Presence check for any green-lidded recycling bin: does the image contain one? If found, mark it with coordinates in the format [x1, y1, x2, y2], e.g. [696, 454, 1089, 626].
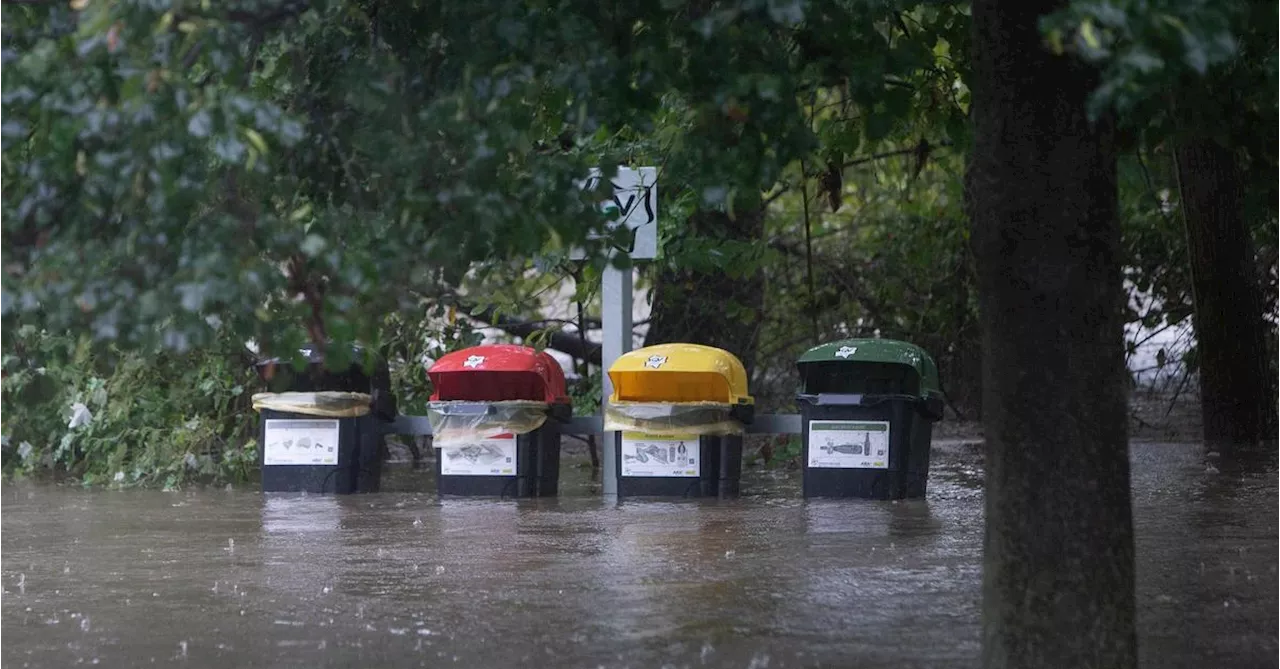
[253, 347, 397, 494]
[606, 343, 754, 499]
[796, 339, 944, 499]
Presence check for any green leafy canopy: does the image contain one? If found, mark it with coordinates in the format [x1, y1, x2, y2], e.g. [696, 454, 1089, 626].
[1, 0, 834, 359]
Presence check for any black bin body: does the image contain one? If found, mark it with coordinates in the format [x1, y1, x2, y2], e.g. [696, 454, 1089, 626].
[799, 395, 933, 499]
[256, 348, 395, 494]
[615, 434, 743, 499]
[435, 423, 562, 498]
[259, 411, 383, 494]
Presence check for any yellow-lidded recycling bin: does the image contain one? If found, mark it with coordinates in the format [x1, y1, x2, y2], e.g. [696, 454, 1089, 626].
[605, 344, 754, 498]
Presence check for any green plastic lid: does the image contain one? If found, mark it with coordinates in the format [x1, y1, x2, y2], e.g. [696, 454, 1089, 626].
[797, 338, 941, 396]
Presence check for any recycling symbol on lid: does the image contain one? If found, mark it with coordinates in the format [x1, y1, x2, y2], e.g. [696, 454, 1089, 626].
[644, 355, 668, 369]
[463, 355, 486, 368]
[834, 346, 858, 358]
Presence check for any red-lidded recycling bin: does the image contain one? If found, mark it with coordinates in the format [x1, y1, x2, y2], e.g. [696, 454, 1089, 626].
[427, 345, 570, 497]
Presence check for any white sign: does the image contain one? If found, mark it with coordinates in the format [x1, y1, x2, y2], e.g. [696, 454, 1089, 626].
[463, 355, 485, 368]
[570, 166, 658, 260]
[643, 355, 667, 369]
[621, 432, 699, 477]
[263, 419, 341, 466]
[834, 346, 857, 358]
[440, 435, 517, 476]
[807, 421, 890, 469]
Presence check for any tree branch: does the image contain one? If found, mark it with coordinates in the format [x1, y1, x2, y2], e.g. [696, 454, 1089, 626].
[435, 298, 604, 365]
[224, 1, 310, 26]
[471, 307, 604, 365]
[767, 238, 890, 322]
[763, 185, 791, 207]
[764, 141, 955, 208]
[169, 2, 310, 31]
[496, 317, 602, 330]
[836, 140, 953, 172]
[181, 39, 205, 69]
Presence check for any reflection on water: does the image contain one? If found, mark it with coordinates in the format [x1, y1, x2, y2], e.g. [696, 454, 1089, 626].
[2, 442, 1275, 669]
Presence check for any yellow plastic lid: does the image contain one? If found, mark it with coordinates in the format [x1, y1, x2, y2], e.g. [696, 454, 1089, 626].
[607, 343, 754, 405]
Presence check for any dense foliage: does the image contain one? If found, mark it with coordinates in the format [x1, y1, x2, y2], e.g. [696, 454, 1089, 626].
[1, 325, 259, 487]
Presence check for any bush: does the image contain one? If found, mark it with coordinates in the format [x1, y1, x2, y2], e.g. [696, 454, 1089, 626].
[1, 326, 260, 489]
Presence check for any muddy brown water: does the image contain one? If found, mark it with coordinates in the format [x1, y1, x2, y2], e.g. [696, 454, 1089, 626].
[2, 441, 1275, 668]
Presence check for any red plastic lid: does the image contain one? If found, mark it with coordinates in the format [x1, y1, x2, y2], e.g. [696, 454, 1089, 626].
[428, 345, 570, 404]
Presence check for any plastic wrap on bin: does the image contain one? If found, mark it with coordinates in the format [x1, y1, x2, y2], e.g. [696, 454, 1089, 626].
[603, 401, 744, 437]
[427, 401, 550, 447]
[252, 391, 372, 417]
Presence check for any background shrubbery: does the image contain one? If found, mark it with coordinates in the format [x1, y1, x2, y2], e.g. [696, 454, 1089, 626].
[2, 326, 259, 488]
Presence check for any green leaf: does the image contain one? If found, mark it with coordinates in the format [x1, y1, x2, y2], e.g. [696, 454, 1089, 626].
[187, 110, 212, 138]
[242, 127, 269, 155]
[300, 234, 327, 257]
[865, 110, 894, 142]
[1121, 50, 1163, 74]
[1181, 33, 1209, 73]
[1079, 19, 1102, 50]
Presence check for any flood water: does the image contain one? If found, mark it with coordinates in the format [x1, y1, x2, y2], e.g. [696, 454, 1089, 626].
[3, 441, 1276, 669]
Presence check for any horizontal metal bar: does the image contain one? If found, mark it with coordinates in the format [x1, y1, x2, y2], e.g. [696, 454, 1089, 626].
[746, 414, 802, 435]
[565, 415, 603, 434]
[385, 415, 432, 436]
[382, 414, 802, 436]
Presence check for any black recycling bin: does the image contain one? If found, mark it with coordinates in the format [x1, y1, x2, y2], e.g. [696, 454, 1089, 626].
[606, 344, 754, 499]
[427, 345, 570, 498]
[254, 346, 396, 494]
[796, 339, 944, 499]
[614, 432, 745, 498]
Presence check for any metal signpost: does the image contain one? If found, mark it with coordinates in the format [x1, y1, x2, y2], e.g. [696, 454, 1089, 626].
[580, 167, 658, 496]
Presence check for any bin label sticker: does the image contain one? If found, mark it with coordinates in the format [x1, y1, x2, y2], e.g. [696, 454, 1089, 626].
[440, 434, 517, 476]
[834, 346, 858, 358]
[807, 421, 890, 469]
[463, 355, 486, 368]
[621, 432, 699, 477]
[643, 355, 668, 369]
[263, 419, 341, 466]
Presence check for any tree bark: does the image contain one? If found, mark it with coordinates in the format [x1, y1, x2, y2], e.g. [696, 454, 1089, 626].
[1173, 135, 1273, 455]
[644, 208, 766, 374]
[967, 0, 1136, 667]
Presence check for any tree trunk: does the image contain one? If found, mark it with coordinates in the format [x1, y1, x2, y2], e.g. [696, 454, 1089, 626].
[941, 328, 983, 421]
[644, 208, 766, 374]
[938, 250, 983, 420]
[1173, 135, 1273, 455]
[967, 0, 1136, 667]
